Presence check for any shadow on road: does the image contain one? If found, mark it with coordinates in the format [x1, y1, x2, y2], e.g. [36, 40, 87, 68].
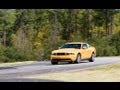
[0, 78, 63, 82]
[52, 61, 89, 65]
[0, 67, 16, 70]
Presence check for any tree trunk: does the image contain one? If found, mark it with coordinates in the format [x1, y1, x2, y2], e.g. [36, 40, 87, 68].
[105, 10, 109, 36]
[110, 16, 113, 36]
[3, 30, 7, 46]
[50, 12, 58, 49]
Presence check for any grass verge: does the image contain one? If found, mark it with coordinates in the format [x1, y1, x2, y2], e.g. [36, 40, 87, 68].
[25, 62, 120, 82]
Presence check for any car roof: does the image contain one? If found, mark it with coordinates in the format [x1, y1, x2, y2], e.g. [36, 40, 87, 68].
[65, 42, 87, 44]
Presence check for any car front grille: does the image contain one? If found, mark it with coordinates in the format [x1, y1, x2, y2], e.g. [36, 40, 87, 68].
[56, 53, 66, 55]
[52, 53, 73, 55]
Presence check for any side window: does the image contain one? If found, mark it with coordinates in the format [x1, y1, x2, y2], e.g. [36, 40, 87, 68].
[82, 44, 88, 49]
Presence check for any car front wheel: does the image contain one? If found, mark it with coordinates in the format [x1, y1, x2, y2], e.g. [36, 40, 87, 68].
[75, 54, 81, 63]
[51, 61, 58, 65]
[89, 53, 95, 62]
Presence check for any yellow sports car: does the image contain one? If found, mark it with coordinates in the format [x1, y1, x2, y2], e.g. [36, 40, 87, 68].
[51, 42, 96, 65]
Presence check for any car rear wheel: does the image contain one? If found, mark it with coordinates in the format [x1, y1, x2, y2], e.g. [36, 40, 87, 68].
[89, 53, 95, 62]
[75, 54, 81, 63]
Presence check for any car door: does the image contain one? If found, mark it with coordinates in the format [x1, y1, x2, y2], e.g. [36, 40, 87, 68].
[86, 44, 93, 58]
[81, 44, 90, 59]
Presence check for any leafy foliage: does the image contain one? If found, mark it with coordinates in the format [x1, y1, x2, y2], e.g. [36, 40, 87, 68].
[0, 9, 119, 63]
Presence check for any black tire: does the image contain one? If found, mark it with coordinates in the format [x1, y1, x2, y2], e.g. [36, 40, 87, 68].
[51, 61, 58, 65]
[68, 61, 73, 64]
[89, 53, 95, 62]
[75, 54, 81, 63]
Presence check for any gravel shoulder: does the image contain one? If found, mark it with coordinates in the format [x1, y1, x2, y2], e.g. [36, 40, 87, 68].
[0, 61, 37, 67]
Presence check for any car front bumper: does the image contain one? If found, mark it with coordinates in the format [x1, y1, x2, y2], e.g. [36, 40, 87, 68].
[51, 55, 76, 62]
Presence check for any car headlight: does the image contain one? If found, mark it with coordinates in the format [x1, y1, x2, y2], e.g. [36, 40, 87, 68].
[51, 53, 56, 55]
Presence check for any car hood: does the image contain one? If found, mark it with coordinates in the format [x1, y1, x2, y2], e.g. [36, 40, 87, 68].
[52, 48, 79, 53]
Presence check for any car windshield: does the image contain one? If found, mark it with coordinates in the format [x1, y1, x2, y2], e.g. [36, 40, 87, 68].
[61, 44, 81, 49]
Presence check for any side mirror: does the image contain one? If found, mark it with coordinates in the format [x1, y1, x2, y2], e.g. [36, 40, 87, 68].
[89, 45, 92, 47]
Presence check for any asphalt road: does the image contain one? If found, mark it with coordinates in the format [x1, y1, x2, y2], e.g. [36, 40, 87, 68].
[0, 57, 120, 82]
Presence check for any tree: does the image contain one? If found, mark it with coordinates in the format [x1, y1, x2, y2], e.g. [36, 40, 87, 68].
[0, 9, 16, 46]
[93, 9, 118, 37]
